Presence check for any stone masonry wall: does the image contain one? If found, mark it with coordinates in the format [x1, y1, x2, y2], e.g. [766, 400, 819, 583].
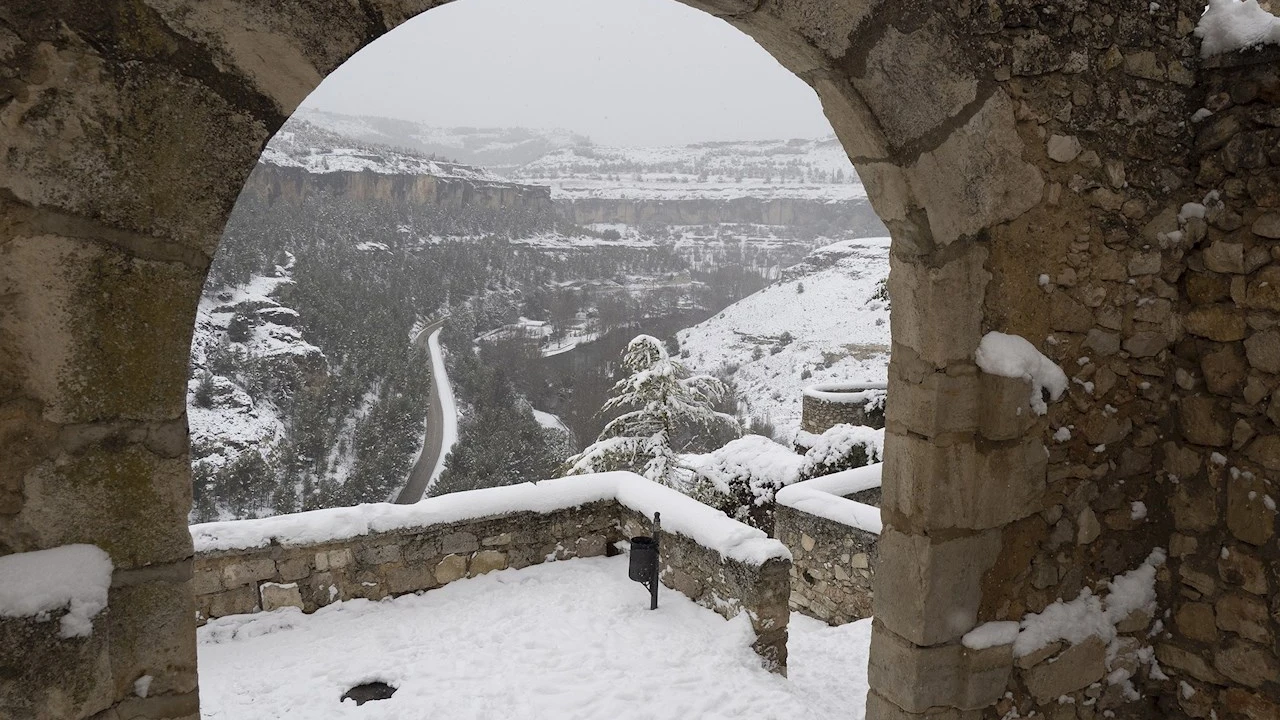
[196, 499, 792, 674]
[775, 504, 877, 626]
[193, 503, 618, 621]
[800, 388, 888, 435]
[1154, 50, 1280, 720]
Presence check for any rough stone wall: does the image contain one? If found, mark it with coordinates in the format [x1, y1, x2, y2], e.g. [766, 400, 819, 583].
[618, 507, 792, 673]
[800, 392, 887, 435]
[563, 196, 884, 229]
[193, 502, 618, 621]
[1153, 50, 1280, 720]
[239, 162, 555, 211]
[774, 504, 876, 626]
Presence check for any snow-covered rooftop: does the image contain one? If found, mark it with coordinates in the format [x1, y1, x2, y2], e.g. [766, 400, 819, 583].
[198, 555, 872, 720]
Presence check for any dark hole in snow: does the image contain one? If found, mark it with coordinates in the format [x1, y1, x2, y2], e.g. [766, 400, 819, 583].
[341, 682, 397, 705]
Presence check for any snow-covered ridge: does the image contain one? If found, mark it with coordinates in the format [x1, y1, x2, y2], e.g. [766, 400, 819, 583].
[191, 472, 790, 566]
[261, 117, 517, 184]
[0, 544, 113, 638]
[775, 464, 883, 535]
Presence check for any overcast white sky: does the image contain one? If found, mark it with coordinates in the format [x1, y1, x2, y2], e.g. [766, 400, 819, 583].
[301, 0, 835, 146]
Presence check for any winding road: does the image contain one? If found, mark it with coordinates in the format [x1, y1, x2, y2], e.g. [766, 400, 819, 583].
[395, 320, 456, 504]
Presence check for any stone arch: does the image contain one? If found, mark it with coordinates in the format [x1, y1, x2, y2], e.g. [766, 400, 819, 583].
[5, 0, 1270, 718]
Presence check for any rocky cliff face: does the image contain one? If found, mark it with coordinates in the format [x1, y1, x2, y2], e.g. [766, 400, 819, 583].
[562, 196, 885, 232]
[240, 163, 554, 212]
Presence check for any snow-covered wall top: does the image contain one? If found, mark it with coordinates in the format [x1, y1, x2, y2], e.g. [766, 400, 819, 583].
[0, 544, 113, 638]
[191, 472, 790, 566]
[1196, 0, 1280, 56]
[775, 463, 884, 535]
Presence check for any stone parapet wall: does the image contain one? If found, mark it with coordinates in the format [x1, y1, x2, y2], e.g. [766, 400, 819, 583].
[800, 383, 887, 435]
[774, 505, 876, 626]
[191, 474, 792, 673]
[774, 465, 883, 627]
[193, 503, 618, 621]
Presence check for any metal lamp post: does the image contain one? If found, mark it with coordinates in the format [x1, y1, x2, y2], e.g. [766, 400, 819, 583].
[627, 512, 661, 609]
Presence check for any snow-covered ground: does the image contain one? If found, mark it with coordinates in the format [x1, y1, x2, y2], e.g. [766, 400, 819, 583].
[198, 555, 871, 720]
[677, 237, 891, 441]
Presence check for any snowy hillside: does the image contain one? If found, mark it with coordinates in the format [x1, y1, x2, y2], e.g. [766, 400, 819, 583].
[294, 108, 588, 171]
[264, 117, 508, 183]
[677, 237, 891, 441]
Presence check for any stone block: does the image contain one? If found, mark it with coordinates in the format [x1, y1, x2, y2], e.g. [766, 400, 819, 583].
[906, 90, 1044, 247]
[384, 563, 438, 595]
[0, 612, 114, 719]
[204, 585, 258, 619]
[1220, 548, 1269, 595]
[1223, 688, 1280, 719]
[1186, 305, 1247, 341]
[1245, 329, 1280, 374]
[1175, 602, 1218, 643]
[1214, 639, 1280, 688]
[435, 554, 468, 585]
[258, 582, 303, 612]
[888, 248, 989, 367]
[1179, 395, 1231, 447]
[873, 527, 1001, 646]
[276, 555, 311, 582]
[469, 550, 508, 577]
[326, 548, 354, 569]
[868, 622, 1012, 712]
[848, 18, 977, 148]
[220, 556, 276, 589]
[863, 690, 982, 720]
[1156, 643, 1226, 685]
[882, 431, 1046, 531]
[575, 534, 608, 558]
[358, 543, 402, 566]
[440, 532, 479, 555]
[1216, 593, 1272, 644]
[1023, 636, 1107, 702]
[1227, 472, 1276, 546]
[107, 579, 198, 698]
[191, 566, 222, 596]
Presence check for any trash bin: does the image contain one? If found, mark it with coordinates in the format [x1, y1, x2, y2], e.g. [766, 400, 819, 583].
[628, 536, 657, 583]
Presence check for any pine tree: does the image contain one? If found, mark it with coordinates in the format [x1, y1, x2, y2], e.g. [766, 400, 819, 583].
[565, 335, 736, 488]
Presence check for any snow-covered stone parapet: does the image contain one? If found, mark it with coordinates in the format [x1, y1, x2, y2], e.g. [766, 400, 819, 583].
[775, 463, 884, 536]
[974, 332, 1067, 416]
[774, 464, 882, 626]
[0, 544, 113, 638]
[1196, 0, 1280, 57]
[191, 472, 789, 567]
[801, 382, 887, 435]
[191, 472, 792, 672]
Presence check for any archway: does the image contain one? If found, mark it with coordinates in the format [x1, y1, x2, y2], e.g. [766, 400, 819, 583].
[3, 0, 1264, 718]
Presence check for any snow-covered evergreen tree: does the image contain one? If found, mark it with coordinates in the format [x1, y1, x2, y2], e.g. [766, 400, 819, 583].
[565, 335, 737, 487]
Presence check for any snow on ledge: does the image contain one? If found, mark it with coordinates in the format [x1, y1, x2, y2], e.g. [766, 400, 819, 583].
[0, 544, 113, 638]
[774, 463, 883, 535]
[191, 472, 790, 566]
[974, 332, 1067, 416]
[1196, 0, 1280, 57]
[801, 382, 887, 405]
